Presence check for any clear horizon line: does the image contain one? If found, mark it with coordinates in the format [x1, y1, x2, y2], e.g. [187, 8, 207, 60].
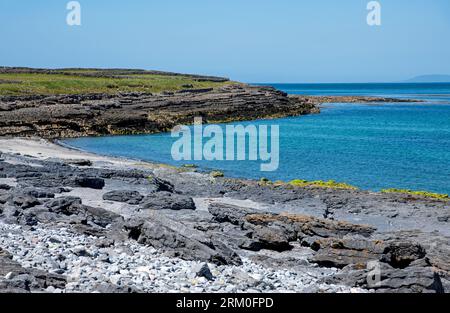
[248, 81, 450, 85]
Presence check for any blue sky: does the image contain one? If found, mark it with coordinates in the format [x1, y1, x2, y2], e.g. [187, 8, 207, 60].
[1, 0, 449, 83]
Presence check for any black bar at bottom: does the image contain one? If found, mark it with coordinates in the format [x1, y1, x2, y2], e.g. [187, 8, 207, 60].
[0, 293, 447, 312]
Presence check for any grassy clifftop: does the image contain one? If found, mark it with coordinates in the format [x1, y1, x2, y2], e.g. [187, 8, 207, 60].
[0, 67, 231, 96]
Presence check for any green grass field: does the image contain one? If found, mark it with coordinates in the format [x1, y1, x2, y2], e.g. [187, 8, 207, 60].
[0, 69, 231, 96]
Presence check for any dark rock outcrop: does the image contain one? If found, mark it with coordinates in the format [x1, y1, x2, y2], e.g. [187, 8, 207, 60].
[381, 241, 426, 269]
[140, 192, 195, 211]
[324, 263, 444, 293]
[125, 214, 241, 266]
[11, 194, 41, 209]
[209, 203, 258, 226]
[244, 213, 376, 240]
[194, 263, 215, 281]
[72, 177, 105, 190]
[208, 204, 375, 253]
[103, 190, 144, 205]
[308, 237, 387, 268]
[46, 196, 83, 214]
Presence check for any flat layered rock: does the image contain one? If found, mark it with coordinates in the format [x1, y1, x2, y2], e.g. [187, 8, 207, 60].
[308, 237, 387, 268]
[103, 190, 144, 205]
[140, 192, 195, 211]
[208, 203, 259, 226]
[0, 85, 318, 138]
[244, 213, 376, 239]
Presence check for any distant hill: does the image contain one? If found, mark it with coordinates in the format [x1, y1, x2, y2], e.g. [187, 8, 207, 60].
[405, 75, 450, 83]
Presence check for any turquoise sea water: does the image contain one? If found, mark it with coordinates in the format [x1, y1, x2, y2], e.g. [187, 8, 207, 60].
[62, 83, 450, 194]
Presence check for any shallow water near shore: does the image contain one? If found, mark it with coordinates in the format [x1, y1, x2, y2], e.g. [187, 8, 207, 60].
[63, 83, 450, 195]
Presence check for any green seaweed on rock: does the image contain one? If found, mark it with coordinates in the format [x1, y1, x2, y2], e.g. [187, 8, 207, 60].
[210, 171, 225, 178]
[381, 188, 449, 200]
[288, 179, 358, 190]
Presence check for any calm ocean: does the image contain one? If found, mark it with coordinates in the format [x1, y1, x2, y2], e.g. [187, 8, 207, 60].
[62, 83, 450, 194]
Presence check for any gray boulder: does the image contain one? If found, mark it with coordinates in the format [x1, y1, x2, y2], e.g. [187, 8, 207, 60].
[193, 263, 215, 281]
[208, 203, 259, 226]
[309, 237, 387, 268]
[140, 192, 195, 211]
[46, 196, 82, 215]
[325, 263, 444, 293]
[22, 188, 55, 199]
[382, 241, 426, 269]
[11, 194, 40, 209]
[126, 214, 241, 265]
[240, 224, 294, 252]
[103, 190, 143, 205]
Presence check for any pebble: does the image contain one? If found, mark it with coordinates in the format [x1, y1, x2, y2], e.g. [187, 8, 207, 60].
[193, 263, 215, 281]
[4, 272, 14, 280]
[0, 223, 365, 293]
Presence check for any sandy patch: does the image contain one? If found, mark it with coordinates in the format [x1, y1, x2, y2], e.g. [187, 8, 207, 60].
[0, 137, 148, 169]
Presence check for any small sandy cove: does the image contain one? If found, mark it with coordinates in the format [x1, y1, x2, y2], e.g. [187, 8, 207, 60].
[0, 137, 141, 166]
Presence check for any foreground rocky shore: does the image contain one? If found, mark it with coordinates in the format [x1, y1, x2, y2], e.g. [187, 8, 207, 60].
[0, 138, 448, 293]
[0, 74, 445, 293]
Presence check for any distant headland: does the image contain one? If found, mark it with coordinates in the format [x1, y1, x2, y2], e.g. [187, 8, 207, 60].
[404, 74, 450, 83]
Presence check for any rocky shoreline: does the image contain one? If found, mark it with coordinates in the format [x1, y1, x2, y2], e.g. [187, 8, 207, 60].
[0, 85, 318, 138]
[0, 81, 423, 139]
[0, 138, 448, 293]
[289, 94, 423, 104]
[0, 79, 447, 293]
